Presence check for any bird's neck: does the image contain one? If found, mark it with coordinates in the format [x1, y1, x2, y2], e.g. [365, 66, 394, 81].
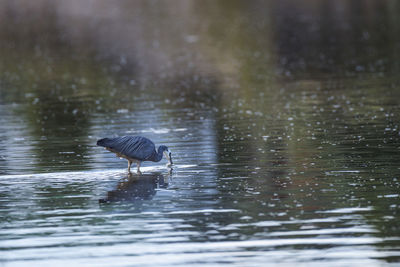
[153, 147, 164, 162]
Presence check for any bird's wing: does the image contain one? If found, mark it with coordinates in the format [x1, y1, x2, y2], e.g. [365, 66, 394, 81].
[108, 136, 155, 161]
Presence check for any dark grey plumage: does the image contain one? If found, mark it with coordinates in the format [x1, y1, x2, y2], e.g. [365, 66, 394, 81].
[97, 135, 172, 172]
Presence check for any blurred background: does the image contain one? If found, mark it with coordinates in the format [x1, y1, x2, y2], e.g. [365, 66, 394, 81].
[1, 0, 399, 174]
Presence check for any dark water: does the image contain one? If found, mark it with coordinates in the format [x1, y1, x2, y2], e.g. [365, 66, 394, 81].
[1, 1, 400, 266]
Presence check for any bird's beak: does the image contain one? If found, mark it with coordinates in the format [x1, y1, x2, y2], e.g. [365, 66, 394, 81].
[165, 150, 173, 165]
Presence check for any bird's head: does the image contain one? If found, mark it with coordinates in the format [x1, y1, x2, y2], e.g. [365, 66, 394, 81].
[160, 145, 173, 165]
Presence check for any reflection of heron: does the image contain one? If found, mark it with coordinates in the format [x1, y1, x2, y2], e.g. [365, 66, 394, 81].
[97, 135, 173, 173]
[99, 172, 167, 203]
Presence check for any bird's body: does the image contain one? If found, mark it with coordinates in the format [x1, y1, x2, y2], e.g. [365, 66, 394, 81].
[97, 136, 172, 172]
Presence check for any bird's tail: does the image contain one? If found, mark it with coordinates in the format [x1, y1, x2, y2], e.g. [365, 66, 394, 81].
[97, 138, 111, 147]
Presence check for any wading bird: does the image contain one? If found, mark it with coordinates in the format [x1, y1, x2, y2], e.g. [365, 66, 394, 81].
[97, 136, 173, 173]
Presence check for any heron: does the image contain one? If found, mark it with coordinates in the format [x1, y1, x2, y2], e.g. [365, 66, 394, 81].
[97, 135, 173, 173]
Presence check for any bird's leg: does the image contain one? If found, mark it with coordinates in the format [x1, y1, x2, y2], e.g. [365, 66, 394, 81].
[136, 161, 141, 173]
[127, 160, 132, 173]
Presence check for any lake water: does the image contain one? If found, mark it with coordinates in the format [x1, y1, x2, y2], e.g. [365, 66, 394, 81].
[1, 1, 400, 266]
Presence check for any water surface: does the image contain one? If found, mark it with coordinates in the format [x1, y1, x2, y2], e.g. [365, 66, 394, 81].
[1, 1, 400, 266]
